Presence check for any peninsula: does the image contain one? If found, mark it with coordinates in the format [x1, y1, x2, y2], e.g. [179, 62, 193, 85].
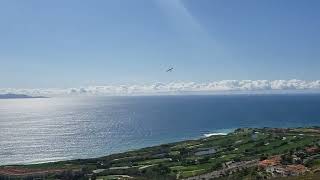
[0, 93, 48, 99]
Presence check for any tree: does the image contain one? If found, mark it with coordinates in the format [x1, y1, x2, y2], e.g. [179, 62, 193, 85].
[259, 154, 268, 161]
[281, 154, 293, 165]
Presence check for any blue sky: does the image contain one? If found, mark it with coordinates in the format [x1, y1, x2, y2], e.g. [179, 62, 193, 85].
[1, 0, 320, 88]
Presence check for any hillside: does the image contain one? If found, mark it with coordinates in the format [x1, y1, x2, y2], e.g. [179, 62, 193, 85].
[1, 127, 320, 180]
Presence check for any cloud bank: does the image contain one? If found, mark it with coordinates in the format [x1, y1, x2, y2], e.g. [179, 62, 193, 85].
[1, 80, 320, 96]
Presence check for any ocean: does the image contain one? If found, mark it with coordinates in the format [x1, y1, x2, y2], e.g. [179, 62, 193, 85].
[1, 94, 320, 165]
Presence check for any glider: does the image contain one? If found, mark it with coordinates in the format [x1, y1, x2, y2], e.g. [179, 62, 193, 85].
[166, 68, 173, 72]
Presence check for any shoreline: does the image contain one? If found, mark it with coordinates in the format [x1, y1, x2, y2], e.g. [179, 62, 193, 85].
[0, 128, 236, 167]
[0, 126, 320, 179]
[1, 127, 320, 179]
[1, 126, 319, 167]
[1, 126, 319, 166]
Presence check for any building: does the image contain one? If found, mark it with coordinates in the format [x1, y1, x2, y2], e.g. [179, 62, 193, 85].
[258, 156, 281, 168]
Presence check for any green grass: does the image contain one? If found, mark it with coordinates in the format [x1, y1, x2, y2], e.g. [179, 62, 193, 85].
[171, 163, 212, 171]
[179, 169, 207, 178]
[96, 175, 133, 180]
[137, 158, 172, 165]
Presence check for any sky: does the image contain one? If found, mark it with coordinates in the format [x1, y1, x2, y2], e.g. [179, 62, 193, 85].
[0, 0, 320, 93]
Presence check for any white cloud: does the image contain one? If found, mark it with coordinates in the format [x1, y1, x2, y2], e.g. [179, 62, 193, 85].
[1, 80, 320, 96]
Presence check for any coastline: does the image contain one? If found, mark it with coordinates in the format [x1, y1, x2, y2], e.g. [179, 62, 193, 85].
[1, 124, 319, 166]
[0, 128, 236, 167]
[0, 126, 318, 166]
[2, 94, 320, 167]
[1, 127, 320, 179]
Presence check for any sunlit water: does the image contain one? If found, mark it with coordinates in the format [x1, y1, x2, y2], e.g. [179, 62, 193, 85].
[1, 95, 320, 165]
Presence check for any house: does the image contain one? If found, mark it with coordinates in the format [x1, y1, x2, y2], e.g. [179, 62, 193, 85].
[266, 165, 308, 177]
[259, 156, 281, 168]
[305, 147, 320, 154]
[292, 155, 301, 164]
[285, 164, 308, 176]
[265, 166, 286, 176]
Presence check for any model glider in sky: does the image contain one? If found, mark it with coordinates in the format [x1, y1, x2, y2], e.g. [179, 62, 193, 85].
[166, 68, 173, 72]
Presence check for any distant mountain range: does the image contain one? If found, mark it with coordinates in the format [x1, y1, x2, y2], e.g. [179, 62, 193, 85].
[0, 93, 48, 99]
